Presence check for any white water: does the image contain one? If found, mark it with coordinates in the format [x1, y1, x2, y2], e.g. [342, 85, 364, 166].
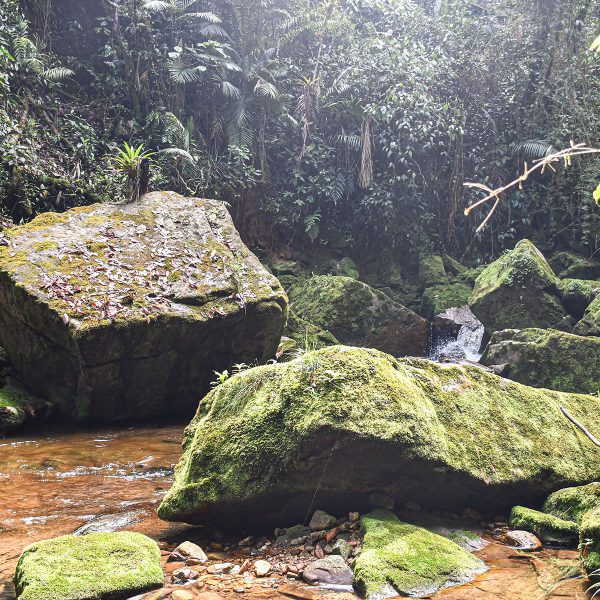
[429, 306, 485, 363]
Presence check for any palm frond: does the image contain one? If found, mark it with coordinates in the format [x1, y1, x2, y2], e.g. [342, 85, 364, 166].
[142, 0, 172, 12]
[43, 67, 74, 81]
[179, 11, 221, 22]
[221, 81, 241, 99]
[254, 78, 279, 99]
[513, 140, 555, 162]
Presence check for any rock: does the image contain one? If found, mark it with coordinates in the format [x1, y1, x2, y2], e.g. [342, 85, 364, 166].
[283, 310, 339, 352]
[13, 531, 163, 600]
[319, 257, 359, 280]
[172, 566, 199, 583]
[455, 266, 485, 287]
[172, 591, 196, 600]
[331, 539, 351, 560]
[579, 508, 600, 573]
[288, 276, 428, 356]
[574, 295, 600, 336]
[73, 510, 143, 535]
[0, 192, 287, 422]
[501, 530, 542, 551]
[368, 493, 395, 511]
[170, 540, 208, 563]
[0, 377, 43, 432]
[418, 254, 449, 288]
[302, 555, 353, 585]
[349, 512, 360, 523]
[442, 254, 467, 277]
[470, 239, 570, 335]
[509, 506, 578, 545]
[558, 278, 600, 319]
[481, 328, 600, 394]
[353, 509, 486, 599]
[158, 346, 600, 528]
[309, 511, 337, 531]
[254, 559, 271, 577]
[420, 283, 473, 319]
[549, 250, 600, 279]
[543, 482, 600, 523]
[443, 529, 488, 552]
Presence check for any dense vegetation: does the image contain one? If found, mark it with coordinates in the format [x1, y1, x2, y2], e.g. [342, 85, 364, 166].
[2, 0, 600, 263]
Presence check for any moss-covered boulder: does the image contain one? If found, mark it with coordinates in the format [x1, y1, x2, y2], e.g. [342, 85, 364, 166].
[549, 251, 600, 280]
[288, 276, 428, 356]
[580, 509, 600, 572]
[14, 531, 163, 600]
[158, 346, 600, 529]
[543, 483, 600, 523]
[420, 283, 472, 319]
[283, 310, 338, 351]
[509, 506, 579, 545]
[574, 295, 600, 337]
[353, 509, 486, 599]
[0, 377, 44, 432]
[469, 240, 570, 335]
[319, 257, 359, 279]
[558, 278, 600, 320]
[0, 192, 287, 422]
[481, 328, 600, 395]
[418, 254, 449, 288]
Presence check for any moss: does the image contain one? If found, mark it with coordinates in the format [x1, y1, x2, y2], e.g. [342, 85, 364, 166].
[455, 266, 485, 287]
[14, 531, 163, 600]
[32, 240, 59, 252]
[549, 251, 600, 280]
[470, 240, 570, 335]
[574, 295, 600, 337]
[320, 257, 359, 279]
[418, 254, 448, 288]
[353, 509, 485, 598]
[21, 211, 69, 232]
[158, 346, 600, 527]
[509, 506, 578, 545]
[481, 328, 600, 395]
[559, 278, 600, 320]
[0, 378, 43, 432]
[442, 254, 466, 277]
[420, 282, 472, 319]
[580, 508, 600, 573]
[284, 310, 338, 351]
[544, 483, 600, 524]
[82, 215, 109, 227]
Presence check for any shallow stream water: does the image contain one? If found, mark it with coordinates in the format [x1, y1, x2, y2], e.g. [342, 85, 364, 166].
[0, 424, 591, 600]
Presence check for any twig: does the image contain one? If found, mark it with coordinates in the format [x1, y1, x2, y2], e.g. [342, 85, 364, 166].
[464, 142, 600, 232]
[560, 406, 600, 448]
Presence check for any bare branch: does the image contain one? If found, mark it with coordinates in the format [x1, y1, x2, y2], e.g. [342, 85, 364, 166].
[560, 406, 600, 449]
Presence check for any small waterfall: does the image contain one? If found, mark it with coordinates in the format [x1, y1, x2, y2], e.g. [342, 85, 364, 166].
[429, 306, 485, 363]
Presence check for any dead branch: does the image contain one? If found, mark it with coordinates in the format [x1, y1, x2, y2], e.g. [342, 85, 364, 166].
[560, 405, 600, 449]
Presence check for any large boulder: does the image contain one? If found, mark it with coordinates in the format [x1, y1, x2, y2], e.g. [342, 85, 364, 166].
[288, 276, 427, 356]
[469, 240, 570, 335]
[158, 346, 600, 529]
[574, 295, 600, 337]
[14, 531, 163, 600]
[549, 250, 600, 280]
[481, 328, 600, 395]
[353, 509, 486, 599]
[0, 192, 287, 422]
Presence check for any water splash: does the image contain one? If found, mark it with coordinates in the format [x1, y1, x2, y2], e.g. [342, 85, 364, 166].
[429, 306, 484, 363]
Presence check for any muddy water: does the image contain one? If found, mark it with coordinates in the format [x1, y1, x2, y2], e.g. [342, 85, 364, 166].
[0, 424, 189, 599]
[0, 424, 592, 600]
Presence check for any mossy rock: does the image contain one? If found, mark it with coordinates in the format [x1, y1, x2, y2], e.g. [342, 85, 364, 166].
[420, 283, 472, 319]
[470, 240, 571, 335]
[509, 506, 578, 545]
[14, 531, 163, 600]
[288, 275, 428, 356]
[559, 278, 600, 320]
[353, 509, 486, 599]
[442, 254, 467, 277]
[481, 328, 600, 395]
[455, 266, 485, 287]
[544, 483, 600, 523]
[284, 310, 338, 351]
[0, 192, 287, 422]
[574, 295, 600, 337]
[418, 254, 449, 288]
[319, 257, 359, 279]
[158, 345, 600, 529]
[0, 377, 44, 432]
[580, 508, 600, 573]
[549, 251, 600, 280]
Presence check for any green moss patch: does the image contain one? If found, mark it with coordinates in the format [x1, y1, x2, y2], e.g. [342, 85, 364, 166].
[353, 509, 486, 599]
[574, 295, 600, 337]
[544, 483, 600, 523]
[14, 531, 163, 600]
[420, 282, 472, 319]
[509, 506, 578, 545]
[0, 378, 43, 432]
[283, 310, 338, 351]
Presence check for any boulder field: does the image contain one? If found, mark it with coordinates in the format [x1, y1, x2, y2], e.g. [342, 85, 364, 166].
[158, 345, 600, 529]
[0, 192, 287, 422]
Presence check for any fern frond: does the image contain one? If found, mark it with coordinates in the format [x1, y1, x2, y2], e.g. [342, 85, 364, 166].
[142, 0, 172, 12]
[43, 67, 74, 81]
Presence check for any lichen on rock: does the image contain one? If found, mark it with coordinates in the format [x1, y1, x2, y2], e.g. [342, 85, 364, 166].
[14, 531, 163, 600]
[353, 509, 486, 599]
[158, 345, 600, 529]
[0, 192, 287, 422]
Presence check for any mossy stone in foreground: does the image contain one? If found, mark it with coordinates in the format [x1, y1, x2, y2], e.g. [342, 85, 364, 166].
[353, 509, 486, 599]
[14, 531, 163, 600]
[509, 506, 578, 545]
[0, 192, 287, 422]
[158, 346, 600, 529]
[288, 275, 428, 356]
[470, 240, 570, 335]
[481, 328, 600, 394]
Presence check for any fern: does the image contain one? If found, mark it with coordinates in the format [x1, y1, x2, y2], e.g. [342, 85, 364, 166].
[43, 67, 74, 82]
[304, 210, 321, 242]
[513, 140, 555, 162]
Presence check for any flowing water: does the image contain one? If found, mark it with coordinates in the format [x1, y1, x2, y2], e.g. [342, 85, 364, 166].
[429, 305, 485, 362]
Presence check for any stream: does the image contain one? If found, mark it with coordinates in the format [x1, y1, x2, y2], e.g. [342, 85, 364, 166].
[0, 424, 592, 600]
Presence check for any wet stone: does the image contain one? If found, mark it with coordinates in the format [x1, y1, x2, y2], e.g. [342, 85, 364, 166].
[302, 555, 353, 585]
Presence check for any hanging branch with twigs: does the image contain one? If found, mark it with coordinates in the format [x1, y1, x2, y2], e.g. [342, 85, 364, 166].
[463, 142, 600, 233]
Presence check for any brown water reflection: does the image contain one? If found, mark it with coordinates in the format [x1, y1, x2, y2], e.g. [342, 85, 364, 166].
[0, 424, 188, 599]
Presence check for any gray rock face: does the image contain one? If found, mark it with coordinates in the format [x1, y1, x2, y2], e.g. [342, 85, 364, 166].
[0, 192, 287, 422]
[302, 555, 353, 585]
[309, 510, 337, 531]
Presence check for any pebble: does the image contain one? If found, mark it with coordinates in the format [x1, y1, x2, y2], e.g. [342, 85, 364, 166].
[170, 541, 208, 563]
[254, 559, 271, 577]
[503, 530, 542, 551]
[207, 562, 233, 574]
